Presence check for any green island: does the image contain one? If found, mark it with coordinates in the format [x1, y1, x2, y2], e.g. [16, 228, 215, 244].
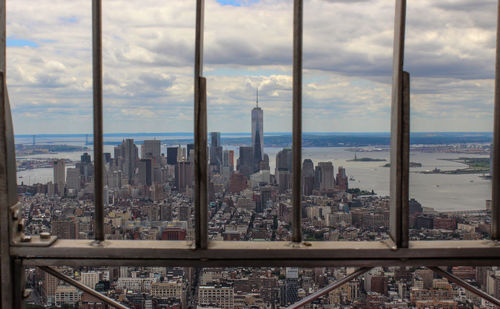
[348, 154, 386, 162]
[420, 157, 490, 175]
[383, 162, 422, 168]
[347, 188, 376, 195]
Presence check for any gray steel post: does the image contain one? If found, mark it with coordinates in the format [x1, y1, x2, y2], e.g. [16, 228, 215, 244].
[492, 0, 500, 240]
[389, 0, 408, 248]
[292, 0, 303, 244]
[194, 0, 208, 249]
[0, 72, 12, 309]
[92, 0, 104, 242]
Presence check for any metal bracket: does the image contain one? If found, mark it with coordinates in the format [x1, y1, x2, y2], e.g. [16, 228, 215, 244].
[9, 203, 57, 247]
[381, 238, 398, 251]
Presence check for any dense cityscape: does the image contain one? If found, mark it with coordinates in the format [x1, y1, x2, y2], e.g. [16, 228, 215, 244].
[16, 102, 496, 308]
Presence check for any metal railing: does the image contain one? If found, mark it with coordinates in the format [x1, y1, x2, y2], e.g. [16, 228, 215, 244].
[1, 0, 500, 308]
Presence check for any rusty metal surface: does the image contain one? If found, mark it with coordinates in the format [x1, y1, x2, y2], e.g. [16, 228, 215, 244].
[389, 0, 407, 248]
[292, 0, 303, 243]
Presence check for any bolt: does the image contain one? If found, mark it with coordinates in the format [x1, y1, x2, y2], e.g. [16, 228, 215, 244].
[22, 289, 32, 299]
[40, 232, 51, 240]
[17, 219, 24, 232]
[11, 207, 19, 220]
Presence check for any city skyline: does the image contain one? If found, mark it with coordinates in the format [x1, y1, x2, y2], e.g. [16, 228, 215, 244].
[5, 0, 498, 135]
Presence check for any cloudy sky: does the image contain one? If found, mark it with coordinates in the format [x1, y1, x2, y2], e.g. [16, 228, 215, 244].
[5, 0, 497, 134]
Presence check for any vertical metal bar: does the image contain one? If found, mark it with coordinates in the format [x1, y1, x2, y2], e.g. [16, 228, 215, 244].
[492, 0, 500, 240]
[401, 71, 410, 246]
[92, 0, 104, 242]
[39, 266, 130, 309]
[194, 0, 207, 249]
[0, 0, 4, 74]
[13, 260, 25, 309]
[0, 0, 13, 305]
[286, 267, 372, 309]
[0, 72, 12, 309]
[292, 0, 303, 243]
[389, 0, 408, 248]
[428, 267, 500, 307]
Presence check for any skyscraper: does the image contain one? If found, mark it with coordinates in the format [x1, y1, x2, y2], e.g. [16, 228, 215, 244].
[336, 166, 348, 192]
[210, 132, 222, 171]
[317, 162, 335, 191]
[114, 139, 138, 184]
[142, 140, 161, 163]
[176, 161, 193, 193]
[53, 159, 65, 195]
[251, 90, 264, 170]
[137, 159, 152, 186]
[238, 146, 254, 177]
[78, 152, 93, 183]
[166, 147, 178, 165]
[187, 143, 194, 161]
[302, 159, 315, 196]
[142, 140, 161, 184]
[66, 168, 81, 191]
[275, 148, 292, 192]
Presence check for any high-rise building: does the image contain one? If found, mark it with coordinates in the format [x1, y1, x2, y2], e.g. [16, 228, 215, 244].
[187, 143, 194, 161]
[276, 148, 292, 172]
[210, 132, 222, 172]
[223, 150, 234, 170]
[66, 167, 81, 191]
[166, 147, 178, 165]
[77, 152, 93, 183]
[136, 159, 152, 186]
[176, 161, 193, 193]
[336, 166, 348, 192]
[81, 152, 91, 164]
[198, 286, 234, 309]
[142, 140, 161, 163]
[259, 186, 272, 213]
[52, 218, 79, 239]
[302, 159, 315, 196]
[281, 268, 299, 306]
[103, 152, 111, 164]
[81, 272, 100, 289]
[114, 139, 138, 184]
[317, 162, 335, 191]
[276, 148, 292, 192]
[238, 146, 254, 177]
[55, 285, 79, 306]
[53, 159, 65, 195]
[251, 91, 264, 170]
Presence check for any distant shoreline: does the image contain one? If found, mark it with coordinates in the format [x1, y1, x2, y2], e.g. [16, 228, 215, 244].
[15, 132, 494, 148]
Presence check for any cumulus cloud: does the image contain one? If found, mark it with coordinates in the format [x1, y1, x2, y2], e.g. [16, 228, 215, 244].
[5, 0, 497, 134]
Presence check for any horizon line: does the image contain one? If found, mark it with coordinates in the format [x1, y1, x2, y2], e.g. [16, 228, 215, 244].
[14, 131, 494, 137]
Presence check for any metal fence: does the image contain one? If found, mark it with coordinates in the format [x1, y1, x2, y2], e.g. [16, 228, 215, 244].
[1, 0, 500, 308]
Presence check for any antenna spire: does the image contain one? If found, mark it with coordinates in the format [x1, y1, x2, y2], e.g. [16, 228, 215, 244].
[256, 88, 259, 107]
